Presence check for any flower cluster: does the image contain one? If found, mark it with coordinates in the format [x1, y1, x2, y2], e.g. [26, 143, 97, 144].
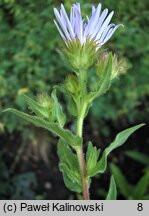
[54, 3, 124, 48]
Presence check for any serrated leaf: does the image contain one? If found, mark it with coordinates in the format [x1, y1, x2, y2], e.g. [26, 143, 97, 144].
[94, 123, 145, 175]
[86, 142, 100, 177]
[4, 108, 82, 147]
[57, 139, 82, 193]
[51, 89, 66, 127]
[133, 171, 149, 199]
[110, 163, 132, 199]
[106, 175, 117, 200]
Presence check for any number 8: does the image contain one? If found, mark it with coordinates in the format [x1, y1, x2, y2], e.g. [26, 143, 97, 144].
[137, 203, 143, 211]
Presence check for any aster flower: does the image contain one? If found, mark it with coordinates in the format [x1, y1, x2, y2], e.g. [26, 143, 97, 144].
[54, 2, 124, 48]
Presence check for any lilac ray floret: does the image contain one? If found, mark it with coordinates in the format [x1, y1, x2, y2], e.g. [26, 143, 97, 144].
[54, 2, 124, 47]
[84, 3, 102, 37]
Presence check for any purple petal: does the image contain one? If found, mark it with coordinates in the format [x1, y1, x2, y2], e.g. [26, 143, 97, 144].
[103, 24, 124, 44]
[92, 5, 96, 15]
[54, 20, 66, 40]
[90, 8, 109, 39]
[73, 5, 83, 43]
[60, 4, 75, 39]
[95, 11, 114, 40]
[99, 23, 115, 42]
[54, 2, 124, 47]
[54, 8, 71, 40]
[84, 3, 102, 37]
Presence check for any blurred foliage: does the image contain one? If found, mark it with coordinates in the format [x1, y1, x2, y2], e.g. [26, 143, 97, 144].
[0, 156, 38, 199]
[0, 0, 149, 199]
[125, 151, 149, 172]
[110, 163, 149, 200]
[0, 0, 67, 133]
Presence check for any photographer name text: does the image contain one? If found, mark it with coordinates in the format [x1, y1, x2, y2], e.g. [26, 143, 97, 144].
[3, 202, 104, 213]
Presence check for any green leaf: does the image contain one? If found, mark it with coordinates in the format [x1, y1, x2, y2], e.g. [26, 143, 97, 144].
[88, 53, 112, 102]
[125, 151, 149, 166]
[4, 108, 82, 147]
[23, 95, 51, 119]
[106, 175, 117, 200]
[51, 89, 66, 128]
[68, 98, 78, 117]
[110, 163, 132, 199]
[57, 139, 82, 193]
[86, 142, 100, 177]
[133, 171, 149, 199]
[94, 123, 145, 174]
[106, 123, 145, 155]
[97, 53, 112, 96]
[55, 84, 78, 117]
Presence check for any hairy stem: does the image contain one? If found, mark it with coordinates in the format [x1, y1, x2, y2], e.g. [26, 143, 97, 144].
[76, 146, 90, 200]
[76, 70, 90, 199]
[79, 70, 87, 99]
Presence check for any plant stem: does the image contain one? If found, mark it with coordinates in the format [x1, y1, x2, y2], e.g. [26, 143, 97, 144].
[76, 146, 90, 200]
[79, 70, 87, 99]
[76, 80, 90, 200]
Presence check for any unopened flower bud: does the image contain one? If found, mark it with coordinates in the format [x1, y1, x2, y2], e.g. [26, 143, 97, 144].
[97, 52, 129, 80]
[96, 52, 110, 76]
[37, 93, 53, 110]
[111, 54, 129, 80]
[65, 74, 79, 94]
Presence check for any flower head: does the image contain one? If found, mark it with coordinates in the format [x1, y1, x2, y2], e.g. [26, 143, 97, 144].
[54, 2, 124, 48]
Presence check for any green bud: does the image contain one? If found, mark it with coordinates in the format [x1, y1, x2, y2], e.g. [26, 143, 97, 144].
[65, 74, 79, 94]
[111, 54, 129, 80]
[22, 94, 53, 121]
[51, 90, 66, 127]
[62, 38, 99, 73]
[37, 93, 53, 110]
[96, 52, 110, 77]
[35, 93, 53, 120]
[97, 52, 129, 80]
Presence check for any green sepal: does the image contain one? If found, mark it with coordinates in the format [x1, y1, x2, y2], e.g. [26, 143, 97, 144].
[106, 175, 117, 200]
[86, 142, 100, 177]
[93, 123, 145, 175]
[62, 38, 100, 73]
[57, 139, 82, 193]
[51, 89, 66, 128]
[4, 108, 82, 147]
